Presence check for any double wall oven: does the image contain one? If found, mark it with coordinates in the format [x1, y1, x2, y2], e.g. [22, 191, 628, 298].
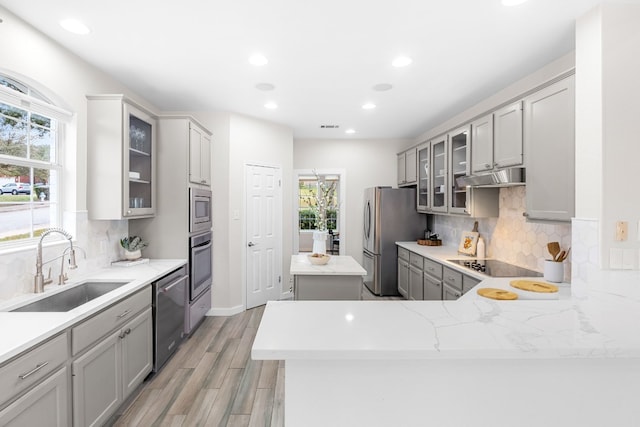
[186, 188, 213, 334]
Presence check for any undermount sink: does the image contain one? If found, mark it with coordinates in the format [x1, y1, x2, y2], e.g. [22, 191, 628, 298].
[11, 281, 131, 312]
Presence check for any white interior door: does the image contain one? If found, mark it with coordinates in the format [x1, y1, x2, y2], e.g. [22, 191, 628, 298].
[246, 164, 282, 309]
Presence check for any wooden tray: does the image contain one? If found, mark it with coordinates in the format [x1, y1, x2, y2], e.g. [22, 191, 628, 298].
[510, 280, 558, 293]
[418, 239, 442, 246]
[477, 288, 518, 300]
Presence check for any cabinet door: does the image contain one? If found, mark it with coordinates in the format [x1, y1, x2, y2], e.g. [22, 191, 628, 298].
[201, 133, 211, 186]
[448, 125, 471, 215]
[189, 124, 211, 186]
[524, 76, 575, 221]
[442, 283, 462, 301]
[397, 259, 409, 298]
[124, 102, 156, 218]
[423, 274, 442, 301]
[121, 308, 153, 398]
[73, 330, 121, 427]
[471, 114, 494, 173]
[408, 265, 423, 301]
[430, 135, 447, 212]
[494, 101, 523, 168]
[404, 148, 417, 184]
[397, 152, 406, 185]
[0, 367, 69, 427]
[416, 142, 430, 212]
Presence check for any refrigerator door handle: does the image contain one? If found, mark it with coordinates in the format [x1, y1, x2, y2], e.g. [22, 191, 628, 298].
[364, 201, 371, 240]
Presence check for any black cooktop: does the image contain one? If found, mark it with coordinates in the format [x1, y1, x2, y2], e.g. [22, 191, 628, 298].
[447, 259, 542, 277]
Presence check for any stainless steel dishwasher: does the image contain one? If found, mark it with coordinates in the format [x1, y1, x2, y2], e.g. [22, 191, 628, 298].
[152, 265, 188, 372]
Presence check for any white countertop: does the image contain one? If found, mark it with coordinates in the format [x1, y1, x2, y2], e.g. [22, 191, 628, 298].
[254, 246, 640, 362]
[0, 259, 186, 365]
[290, 254, 366, 276]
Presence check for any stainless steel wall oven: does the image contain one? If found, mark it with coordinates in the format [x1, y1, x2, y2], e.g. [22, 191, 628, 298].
[186, 230, 212, 334]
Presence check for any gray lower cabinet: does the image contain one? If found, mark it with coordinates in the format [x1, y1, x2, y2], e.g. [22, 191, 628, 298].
[423, 273, 442, 300]
[0, 367, 69, 426]
[443, 283, 462, 300]
[73, 307, 152, 427]
[408, 265, 423, 301]
[397, 248, 410, 298]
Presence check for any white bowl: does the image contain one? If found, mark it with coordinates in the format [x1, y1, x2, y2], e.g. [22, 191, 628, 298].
[308, 254, 331, 265]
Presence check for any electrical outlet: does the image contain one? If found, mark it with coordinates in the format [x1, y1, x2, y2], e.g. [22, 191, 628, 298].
[615, 221, 628, 241]
[232, 210, 240, 220]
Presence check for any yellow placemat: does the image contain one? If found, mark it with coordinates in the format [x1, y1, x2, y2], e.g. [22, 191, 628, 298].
[477, 288, 518, 300]
[510, 280, 558, 293]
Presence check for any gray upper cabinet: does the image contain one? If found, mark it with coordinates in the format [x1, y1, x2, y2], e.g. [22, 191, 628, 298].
[416, 142, 430, 213]
[524, 75, 575, 221]
[448, 125, 471, 215]
[398, 148, 417, 187]
[494, 101, 523, 169]
[471, 114, 494, 173]
[189, 122, 212, 186]
[430, 135, 448, 213]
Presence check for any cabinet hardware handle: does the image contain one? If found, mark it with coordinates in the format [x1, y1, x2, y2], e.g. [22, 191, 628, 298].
[485, 163, 491, 168]
[18, 362, 49, 380]
[119, 331, 127, 339]
[117, 309, 131, 319]
[522, 212, 529, 217]
[125, 328, 131, 335]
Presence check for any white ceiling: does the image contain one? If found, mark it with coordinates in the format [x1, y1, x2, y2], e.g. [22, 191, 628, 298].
[0, 0, 628, 139]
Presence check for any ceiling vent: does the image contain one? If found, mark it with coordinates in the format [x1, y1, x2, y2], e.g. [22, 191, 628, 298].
[320, 124, 340, 129]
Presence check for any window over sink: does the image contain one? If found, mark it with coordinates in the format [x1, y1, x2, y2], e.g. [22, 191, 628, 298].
[0, 74, 71, 246]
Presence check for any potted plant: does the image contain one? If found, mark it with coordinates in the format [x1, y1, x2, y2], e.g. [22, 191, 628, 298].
[120, 235, 148, 260]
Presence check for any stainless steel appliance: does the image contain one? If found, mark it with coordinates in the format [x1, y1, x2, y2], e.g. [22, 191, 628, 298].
[152, 265, 188, 372]
[363, 187, 425, 296]
[447, 259, 542, 277]
[186, 230, 212, 334]
[190, 187, 212, 235]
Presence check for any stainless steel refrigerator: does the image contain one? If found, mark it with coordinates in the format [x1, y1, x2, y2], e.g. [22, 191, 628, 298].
[363, 187, 425, 296]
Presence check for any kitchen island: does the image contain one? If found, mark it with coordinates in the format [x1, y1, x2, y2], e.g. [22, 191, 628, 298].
[290, 254, 366, 300]
[252, 269, 640, 427]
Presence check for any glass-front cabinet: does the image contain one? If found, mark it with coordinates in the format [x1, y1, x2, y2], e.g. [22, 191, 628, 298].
[448, 125, 471, 215]
[416, 142, 430, 213]
[125, 104, 155, 217]
[430, 135, 447, 213]
[87, 95, 156, 220]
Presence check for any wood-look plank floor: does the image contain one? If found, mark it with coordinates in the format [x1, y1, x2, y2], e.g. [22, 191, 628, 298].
[112, 304, 284, 427]
[112, 284, 399, 427]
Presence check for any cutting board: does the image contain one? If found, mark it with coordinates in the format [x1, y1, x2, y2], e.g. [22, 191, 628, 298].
[458, 221, 479, 255]
[509, 280, 560, 300]
[477, 288, 518, 300]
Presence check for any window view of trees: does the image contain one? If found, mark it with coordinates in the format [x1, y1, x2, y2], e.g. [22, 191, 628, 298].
[0, 76, 59, 243]
[298, 176, 338, 231]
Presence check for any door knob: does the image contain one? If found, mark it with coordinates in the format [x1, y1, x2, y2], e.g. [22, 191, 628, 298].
[248, 242, 256, 247]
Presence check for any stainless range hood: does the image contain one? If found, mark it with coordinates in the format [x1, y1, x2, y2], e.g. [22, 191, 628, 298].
[456, 167, 525, 188]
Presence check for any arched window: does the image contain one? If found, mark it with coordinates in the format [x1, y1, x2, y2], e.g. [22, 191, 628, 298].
[0, 74, 71, 245]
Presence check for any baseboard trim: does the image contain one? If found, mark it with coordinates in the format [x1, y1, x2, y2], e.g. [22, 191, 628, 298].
[207, 305, 244, 317]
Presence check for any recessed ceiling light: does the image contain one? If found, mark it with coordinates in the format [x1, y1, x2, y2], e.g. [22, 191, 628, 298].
[362, 103, 376, 110]
[372, 83, 393, 92]
[392, 56, 412, 67]
[345, 129, 356, 134]
[249, 54, 268, 66]
[255, 82, 275, 91]
[59, 18, 90, 35]
[264, 102, 278, 110]
[501, 0, 528, 5]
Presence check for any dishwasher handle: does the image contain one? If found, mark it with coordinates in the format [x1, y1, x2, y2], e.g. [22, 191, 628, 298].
[161, 275, 188, 293]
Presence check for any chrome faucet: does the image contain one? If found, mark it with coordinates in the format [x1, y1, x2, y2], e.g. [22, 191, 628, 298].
[35, 228, 77, 293]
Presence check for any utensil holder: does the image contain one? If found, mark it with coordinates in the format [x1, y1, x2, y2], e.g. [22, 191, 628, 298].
[543, 260, 564, 283]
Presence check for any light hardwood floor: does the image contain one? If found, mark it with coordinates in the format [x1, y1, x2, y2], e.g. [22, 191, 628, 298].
[112, 285, 400, 426]
[112, 304, 284, 427]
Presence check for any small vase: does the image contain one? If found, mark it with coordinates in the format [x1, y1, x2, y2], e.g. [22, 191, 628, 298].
[312, 230, 328, 255]
[124, 249, 142, 260]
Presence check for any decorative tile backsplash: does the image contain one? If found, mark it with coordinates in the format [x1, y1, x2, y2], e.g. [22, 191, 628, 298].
[0, 212, 127, 300]
[432, 186, 572, 281]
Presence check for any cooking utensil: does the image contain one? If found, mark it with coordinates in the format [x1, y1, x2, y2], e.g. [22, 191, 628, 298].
[560, 247, 571, 262]
[555, 250, 565, 262]
[547, 242, 560, 260]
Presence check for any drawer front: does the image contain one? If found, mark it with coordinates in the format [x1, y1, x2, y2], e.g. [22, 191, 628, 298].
[187, 287, 211, 334]
[423, 258, 443, 279]
[443, 267, 463, 291]
[462, 274, 481, 294]
[409, 253, 423, 270]
[0, 333, 68, 406]
[72, 286, 151, 355]
[398, 247, 410, 262]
